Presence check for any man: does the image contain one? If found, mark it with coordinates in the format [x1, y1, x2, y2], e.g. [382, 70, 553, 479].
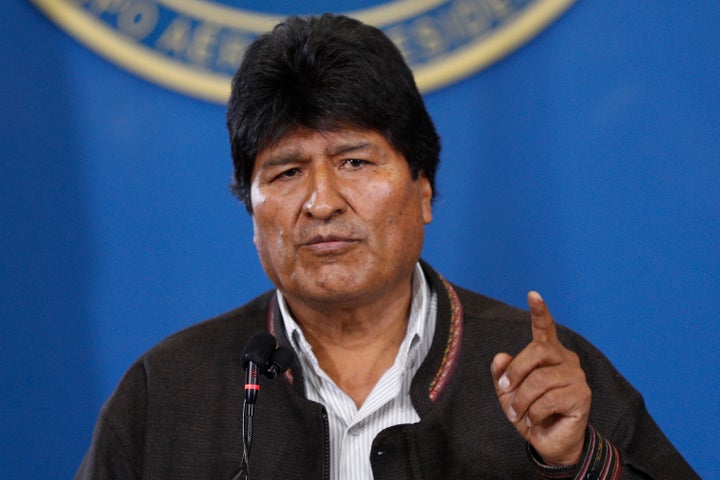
[76, 14, 698, 479]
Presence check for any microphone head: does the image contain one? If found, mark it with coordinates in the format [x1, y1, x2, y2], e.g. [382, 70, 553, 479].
[265, 345, 296, 379]
[240, 332, 277, 369]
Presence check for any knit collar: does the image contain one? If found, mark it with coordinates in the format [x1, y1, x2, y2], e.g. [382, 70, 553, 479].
[267, 260, 464, 408]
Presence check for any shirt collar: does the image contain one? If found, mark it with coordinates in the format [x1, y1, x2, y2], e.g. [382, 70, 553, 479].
[278, 262, 431, 369]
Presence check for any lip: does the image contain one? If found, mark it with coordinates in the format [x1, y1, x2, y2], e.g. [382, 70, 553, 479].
[300, 234, 359, 253]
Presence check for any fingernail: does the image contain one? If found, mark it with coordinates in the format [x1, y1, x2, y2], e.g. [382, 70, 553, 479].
[508, 406, 517, 421]
[529, 291, 543, 303]
[525, 416, 532, 427]
[498, 374, 510, 391]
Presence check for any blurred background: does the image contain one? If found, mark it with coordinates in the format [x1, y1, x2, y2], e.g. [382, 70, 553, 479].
[2, 1, 718, 478]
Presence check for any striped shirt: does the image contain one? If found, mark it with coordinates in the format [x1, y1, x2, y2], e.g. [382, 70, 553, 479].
[278, 263, 437, 480]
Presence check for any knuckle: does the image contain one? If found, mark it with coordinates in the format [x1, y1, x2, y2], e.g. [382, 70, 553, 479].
[503, 364, 516, 383]
[540, 390, 559, 411]
[567, 350, 581, 365]
[530, 342, 546, 359]
[530, 369, 549, 388]
[580, 384, 592, 404]
[568, 362, 587, 384]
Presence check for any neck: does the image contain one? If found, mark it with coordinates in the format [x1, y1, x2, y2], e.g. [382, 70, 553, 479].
[284, 283, 413, 408]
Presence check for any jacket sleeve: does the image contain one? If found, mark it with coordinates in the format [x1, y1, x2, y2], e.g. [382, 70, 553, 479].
[607, 389, 700, 479]
[531, 419, 699, 480]
[74, 360, 148, 480]
[537, 329, 702, 480]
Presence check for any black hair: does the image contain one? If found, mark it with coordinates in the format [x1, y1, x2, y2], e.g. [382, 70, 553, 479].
[226, 13, 441, 212]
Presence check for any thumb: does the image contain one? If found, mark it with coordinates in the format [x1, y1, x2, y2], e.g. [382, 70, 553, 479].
[491, 352, 513, 390]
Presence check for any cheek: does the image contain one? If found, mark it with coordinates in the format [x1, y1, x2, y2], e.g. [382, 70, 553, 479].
[251, 216, 265, 254]
[250, 182, 266, 209]
[253, 210, 289, 262]
[252, 214, 292, 287]
[361, 182, 396, 214]
[366, 186, 424, 242]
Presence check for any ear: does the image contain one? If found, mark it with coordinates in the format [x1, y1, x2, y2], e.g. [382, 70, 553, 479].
[417, 171, 433, 224]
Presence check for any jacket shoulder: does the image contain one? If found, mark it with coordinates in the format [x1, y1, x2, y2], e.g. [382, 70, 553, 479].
[140, 290, 275, 369]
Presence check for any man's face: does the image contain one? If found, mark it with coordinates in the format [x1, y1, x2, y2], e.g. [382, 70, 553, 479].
[250, 127, 433, 310]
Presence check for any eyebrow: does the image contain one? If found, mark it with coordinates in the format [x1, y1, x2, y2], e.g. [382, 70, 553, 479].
[259, 152, 303, 169]
[327, 140, 374, 157]
[259, 140, 375, 169]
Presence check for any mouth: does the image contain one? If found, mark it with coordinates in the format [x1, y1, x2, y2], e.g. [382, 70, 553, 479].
[301, 234, 359, 253]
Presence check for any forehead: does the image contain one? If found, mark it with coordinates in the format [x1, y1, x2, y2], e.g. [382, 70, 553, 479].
[265, 127, 390, 154]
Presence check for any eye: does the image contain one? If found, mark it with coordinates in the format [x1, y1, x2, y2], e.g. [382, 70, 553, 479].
[274, 167, 301, 181]
[343, 158, 368, 169]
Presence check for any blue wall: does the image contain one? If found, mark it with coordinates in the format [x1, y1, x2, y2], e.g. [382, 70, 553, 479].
[2, 1, 718, 478]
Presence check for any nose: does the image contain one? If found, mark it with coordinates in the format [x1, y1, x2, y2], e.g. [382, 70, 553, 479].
[302, 164, 346, 220]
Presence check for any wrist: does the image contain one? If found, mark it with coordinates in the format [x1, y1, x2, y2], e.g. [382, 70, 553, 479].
[528, 425, 622, 479]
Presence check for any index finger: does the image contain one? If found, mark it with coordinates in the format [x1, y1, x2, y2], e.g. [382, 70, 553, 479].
[527, 291, 558, 344]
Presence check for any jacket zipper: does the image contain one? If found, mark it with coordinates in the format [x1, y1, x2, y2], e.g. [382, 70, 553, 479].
[321, 407, 330, 480]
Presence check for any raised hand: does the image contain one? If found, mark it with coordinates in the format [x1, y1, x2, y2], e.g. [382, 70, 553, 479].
[491, 291, 591, 466]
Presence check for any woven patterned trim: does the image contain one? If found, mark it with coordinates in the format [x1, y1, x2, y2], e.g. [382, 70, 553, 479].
[530, 426, 623, 480]
[576, 426, 622, 480]
[428, 276, 464, 402]
[266, 293, 294, 384]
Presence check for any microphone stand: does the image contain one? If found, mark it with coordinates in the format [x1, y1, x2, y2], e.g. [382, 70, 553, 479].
[230, 361, 259, 480]
[228, 399, 252, 480]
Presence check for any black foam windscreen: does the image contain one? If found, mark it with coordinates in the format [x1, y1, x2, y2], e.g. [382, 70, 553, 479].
[265, 345, 296, 378]
[240, 332, 277, 369]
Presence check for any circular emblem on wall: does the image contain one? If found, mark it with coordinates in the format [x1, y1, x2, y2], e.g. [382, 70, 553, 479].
[32, 0, 575, 103]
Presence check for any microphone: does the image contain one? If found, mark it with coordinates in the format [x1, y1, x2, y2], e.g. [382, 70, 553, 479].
[240, 332, 276, 413]
[233, 332, 295, 480]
